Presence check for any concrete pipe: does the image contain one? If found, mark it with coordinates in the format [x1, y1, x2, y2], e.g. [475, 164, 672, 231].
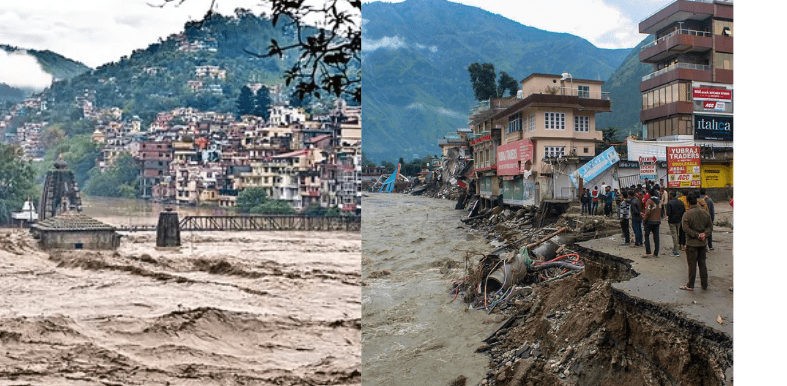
[484, 248, 531, 293]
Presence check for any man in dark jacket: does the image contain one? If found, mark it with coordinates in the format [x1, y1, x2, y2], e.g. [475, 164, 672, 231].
[680, 192, 713, 291]
[580, 188, 590, 215]
[630, 189, 643, 247]
[700, 188, 715, 250]
[665, 191, 685, 257]
[642, 188, 662, 257]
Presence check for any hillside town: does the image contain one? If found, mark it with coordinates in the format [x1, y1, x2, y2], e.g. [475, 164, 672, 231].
[2, 88, 362, 214]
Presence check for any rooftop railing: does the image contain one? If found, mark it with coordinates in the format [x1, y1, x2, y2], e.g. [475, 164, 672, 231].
[642, 62, 711, 82]
[644, 0, 733, 22]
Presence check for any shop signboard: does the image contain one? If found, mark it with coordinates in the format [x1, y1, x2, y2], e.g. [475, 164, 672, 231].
[667, 146, 701, 188]
[639, 156, 657, 180]
[693, 87, 733, 114]
[570, 146, 620, 188]
[496, 139, 533, 176]
[694, 114, 733, 141]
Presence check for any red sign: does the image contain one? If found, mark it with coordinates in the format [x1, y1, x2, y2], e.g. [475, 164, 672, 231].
[667, 146, 701, 188]
[496, 139, 533, 176]
[469, 135, 492, 146]
[639, 156, 657, 164]
[693, 88, 732, 101]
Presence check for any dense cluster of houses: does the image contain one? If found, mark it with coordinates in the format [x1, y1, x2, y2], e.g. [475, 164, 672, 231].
[2, 91, 362, 214]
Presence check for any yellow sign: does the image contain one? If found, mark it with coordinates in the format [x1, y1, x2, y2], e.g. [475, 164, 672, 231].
[701, 164, 733, 188]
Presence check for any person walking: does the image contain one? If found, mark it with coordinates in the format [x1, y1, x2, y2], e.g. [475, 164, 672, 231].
[700, 188, 715, 250]
[642, 188, 662, 258]
[630, 189, 643, 247]
[591, 186, 600, 215]
[665, 191, 685, 257]
[580, 188, 590, 215]
[619, 190, 631, 246]
[680, 192, 713, 291]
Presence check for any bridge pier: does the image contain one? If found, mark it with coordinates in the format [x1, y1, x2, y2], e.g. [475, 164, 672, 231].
[156, 208, 181, 247]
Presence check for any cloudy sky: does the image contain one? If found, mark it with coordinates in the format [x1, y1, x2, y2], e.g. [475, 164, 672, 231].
[0, 0, 267, 68]
[363, 0, 675, 49]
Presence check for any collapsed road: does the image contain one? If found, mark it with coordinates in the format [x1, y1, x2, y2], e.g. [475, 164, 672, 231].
[363, 192, 733, 386]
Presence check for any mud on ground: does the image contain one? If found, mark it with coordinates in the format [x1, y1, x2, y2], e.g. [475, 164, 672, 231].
[0, 229, 360, 386]
[477, 273, 731, 386]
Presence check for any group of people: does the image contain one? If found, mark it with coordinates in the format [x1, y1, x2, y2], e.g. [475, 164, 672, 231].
[613, 180, 716, 291]
[580, 181, 618, 217]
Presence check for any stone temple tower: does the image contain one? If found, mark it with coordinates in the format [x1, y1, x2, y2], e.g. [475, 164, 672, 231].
[38, 160, 83, 221]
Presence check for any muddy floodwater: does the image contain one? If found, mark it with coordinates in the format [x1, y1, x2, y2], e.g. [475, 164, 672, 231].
[362, 193, 503, 386]
[0, 223, 360, 385]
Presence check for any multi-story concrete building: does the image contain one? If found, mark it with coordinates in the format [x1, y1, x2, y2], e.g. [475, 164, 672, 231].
[467, 74, 611, 207]
[638, 0, 733, 188]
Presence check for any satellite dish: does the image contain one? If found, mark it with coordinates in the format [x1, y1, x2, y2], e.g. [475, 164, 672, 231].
[516, 90, 523, 99]
[560, 72, 572, 81]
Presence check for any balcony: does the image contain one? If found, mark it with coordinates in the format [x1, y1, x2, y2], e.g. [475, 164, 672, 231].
[640, 29, 712, 63]
[640, 101, 694, 122]
[639, 0, 730, 35]
[641, 63, 711, 91]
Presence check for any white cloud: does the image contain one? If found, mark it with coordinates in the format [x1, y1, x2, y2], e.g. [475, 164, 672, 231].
[0, 0, 272, 67]
[0, 50, 53, 91]
[365, 36, 408, 52]
[364, 36, 437, 53]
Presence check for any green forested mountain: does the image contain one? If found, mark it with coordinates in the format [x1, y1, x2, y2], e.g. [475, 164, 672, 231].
[362, 0, 631, 163]
[595, 36, 654, 139]
[0, 45, 90, 103]
[37, 12, 307, 132]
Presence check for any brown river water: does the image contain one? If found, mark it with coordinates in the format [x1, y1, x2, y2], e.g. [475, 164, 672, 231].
[0, 197, 360, 385]
[362, 193, 503, 386]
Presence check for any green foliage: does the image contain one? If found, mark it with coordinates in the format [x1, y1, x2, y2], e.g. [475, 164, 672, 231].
[324, 206, 342, 217]
[39, 125, 66, 152]
[497, 71, 519, 98]
[236, 186, 268, 212]
[83, 153, 139, 198]
[254, 87, 272, 120]
[236, 85, 255, 117]
[249, 199, 295, 215]
[304, 202, 325, 216]
[0, 143, 38, 223]
[468, 63, 497, 101]
[237, 186, 294, 214]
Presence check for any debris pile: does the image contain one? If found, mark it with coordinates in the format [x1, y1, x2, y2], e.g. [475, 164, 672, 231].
[444, 222, 731, 385]
[467, 273, 731, 386]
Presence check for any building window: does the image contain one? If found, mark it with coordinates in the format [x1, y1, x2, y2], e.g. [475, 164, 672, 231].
[714, 52, 733, 70]
[714, 20, 733, 36]
[583, 147, 589, 153]
[544, 112, 565, 130]
[545, 146, 565, 158]
[577, 85, 590, 98]
[529, 113, 536, 132]
[574, 116, 589, 132]
[508, 113, 522, 133]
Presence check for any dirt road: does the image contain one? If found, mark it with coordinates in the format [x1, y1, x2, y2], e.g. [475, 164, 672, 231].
[0, 229, 360, 385]
[362, 193, 504, 386]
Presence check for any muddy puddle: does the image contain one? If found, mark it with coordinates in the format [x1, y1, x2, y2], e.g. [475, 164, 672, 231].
[0, 229, 360, 385]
